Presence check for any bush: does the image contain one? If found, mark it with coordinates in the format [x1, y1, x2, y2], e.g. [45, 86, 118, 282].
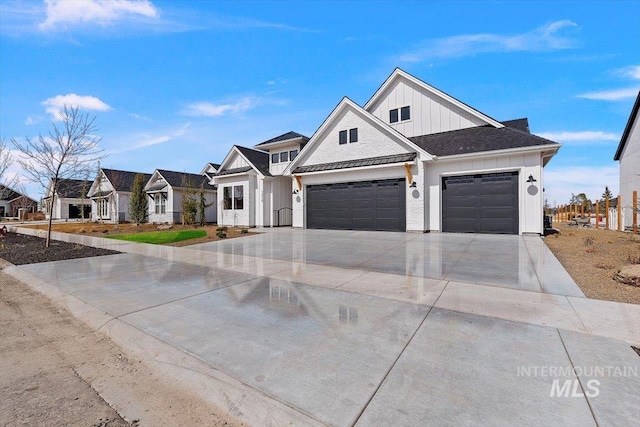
[216, 226, 228, 232]
[240, 228, 248, 234]
[216, 231, 227, 239]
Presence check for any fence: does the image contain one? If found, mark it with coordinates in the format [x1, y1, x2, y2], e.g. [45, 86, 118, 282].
[552, 190, 638, 233]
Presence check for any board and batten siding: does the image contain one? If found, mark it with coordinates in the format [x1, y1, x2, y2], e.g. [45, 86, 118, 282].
[619, 112, 640, 228]
[228, 152, 251, 169]
[216, 176, 255, 227]
[425, 152, 544, 234]
[269, 141, 302, 176]
[367, 78, 486, 138]
[299, 108, 411, 167]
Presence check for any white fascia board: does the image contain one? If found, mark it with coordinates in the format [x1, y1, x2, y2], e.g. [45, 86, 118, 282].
[212, 170, 257, 181]
[254, 137, 306, 151]
[292, 160, 414, 177]
[431, 144, 561, 162]
[284, 97, 431, 176]
[364, 68, 504, 129]
[143, 170, 162, 191]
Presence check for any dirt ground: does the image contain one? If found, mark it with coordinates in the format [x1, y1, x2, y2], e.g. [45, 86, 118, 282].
[545, 227, 640, 304]
[0, 270, 242, 427]
[22, 222, 254, 246]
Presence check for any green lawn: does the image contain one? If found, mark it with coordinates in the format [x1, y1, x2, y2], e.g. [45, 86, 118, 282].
[106, 229, 207, 245]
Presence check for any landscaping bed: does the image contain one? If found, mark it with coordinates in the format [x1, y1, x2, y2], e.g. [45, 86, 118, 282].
[545, 227, 640, 304]
[0, 232, 119, 266]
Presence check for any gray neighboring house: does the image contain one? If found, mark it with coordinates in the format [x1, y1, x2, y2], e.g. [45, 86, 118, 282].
[0, 185, 38, 218]
[614, 91, 640, 229]
[87, 168, 151, 223]
[145, 169, 217, 224]
[43, 178, 92, 220]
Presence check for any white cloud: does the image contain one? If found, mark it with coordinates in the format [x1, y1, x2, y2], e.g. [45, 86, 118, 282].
[109, 123, 190, 154]
[182, 97, 256, 117]
[41, 93, 111, 120]
[577, 87, 640, 101]
[544, 165, 619, 206]
[39, 0, 158, 30]
[614, 65, 640, 80]
[398, 20, 578, 62]
[24, 115, 44, 125]
[536, 131, 619, 145]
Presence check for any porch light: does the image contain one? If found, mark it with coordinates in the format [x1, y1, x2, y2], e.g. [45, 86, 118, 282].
[527, 175, 537, 183]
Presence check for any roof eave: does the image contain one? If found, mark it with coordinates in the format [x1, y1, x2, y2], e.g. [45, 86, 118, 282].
[614, 91, 640, 161]
[431, 144, 561, 162]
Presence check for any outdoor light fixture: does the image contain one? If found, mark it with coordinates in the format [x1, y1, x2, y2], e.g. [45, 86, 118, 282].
[292, 189, 299, 194]
[409, 182, 417, 188]
[527, 175, 537, 183]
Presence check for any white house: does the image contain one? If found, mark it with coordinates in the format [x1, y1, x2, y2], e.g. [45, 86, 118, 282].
[614, 91, 640, 230]
[201, 162, 221, 181]
[212, 132, 308, 227]
[87, 168, 151, 223]
[145, 169, 217, 224]
[43, 178, 92, 220]
[280, 68, 560, 235]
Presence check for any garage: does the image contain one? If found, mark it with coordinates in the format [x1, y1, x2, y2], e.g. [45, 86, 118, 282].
[442, 172, 519, 234]
[306, 178, 406, 231]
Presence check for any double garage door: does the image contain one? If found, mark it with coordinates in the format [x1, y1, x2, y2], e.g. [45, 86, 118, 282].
[442, 171, 519, 234]
[307, 179, 406, 231]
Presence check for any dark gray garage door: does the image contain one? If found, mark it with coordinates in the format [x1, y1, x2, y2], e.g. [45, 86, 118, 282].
[307, 179, 406, 231]
[442, 172, 519, 234]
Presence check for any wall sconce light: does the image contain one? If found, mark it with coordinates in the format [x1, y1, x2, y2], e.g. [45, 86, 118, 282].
[527, 175, 537, 183]
[292, 189, 299, 195]
[409, 182, 417, 188]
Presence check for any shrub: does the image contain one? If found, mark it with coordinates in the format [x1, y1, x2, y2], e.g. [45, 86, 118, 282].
[216, 226, 228, 232]
[240, 228, 248, 234]
[216, 231, 227, 239]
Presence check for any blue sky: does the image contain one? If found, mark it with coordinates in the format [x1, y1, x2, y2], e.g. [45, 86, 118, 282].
[1, 0, 639, 206]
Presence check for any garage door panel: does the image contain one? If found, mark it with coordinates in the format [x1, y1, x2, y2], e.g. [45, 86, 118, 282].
[443, 172, 518, 235]
[307, 179, 405, 231]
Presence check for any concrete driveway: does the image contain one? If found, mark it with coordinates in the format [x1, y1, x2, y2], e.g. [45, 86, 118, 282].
[7, 228, 640, 426]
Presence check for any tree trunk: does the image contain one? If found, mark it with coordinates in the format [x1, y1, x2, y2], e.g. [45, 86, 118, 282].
[46, 192, 55, 248]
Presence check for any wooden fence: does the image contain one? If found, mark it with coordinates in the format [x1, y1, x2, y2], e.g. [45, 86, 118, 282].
[552, 190, 638, 233]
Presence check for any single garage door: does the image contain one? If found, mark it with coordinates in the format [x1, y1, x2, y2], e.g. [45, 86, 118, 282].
[442, 172, 519, 234]
[307, 178, 406, 231]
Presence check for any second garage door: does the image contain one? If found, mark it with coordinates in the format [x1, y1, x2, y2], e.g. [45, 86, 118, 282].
[442, 172, 519, 234]
[307, 179, 406, 231]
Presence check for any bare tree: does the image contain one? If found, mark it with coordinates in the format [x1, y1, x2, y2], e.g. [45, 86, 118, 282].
[0, 138, 19, 203]
[12, 106, 104, 247]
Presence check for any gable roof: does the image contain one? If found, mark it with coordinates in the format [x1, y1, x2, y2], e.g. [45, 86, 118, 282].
[254, 131, 309, 148]
[364, 68, 504, 129]
[102, 169, 152, 192]
[408, 126, 559, 158]
[0, 185, 37, 203]
[55, 179, 91, 198]
[285, 97, 433, 175]
[614, 91, 640, 161]
[156, 169, 215, 190]
[502, 118, 530, 133]
[234, 146, 272, 176]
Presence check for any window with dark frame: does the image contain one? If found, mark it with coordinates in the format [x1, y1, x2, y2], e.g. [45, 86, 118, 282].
[339, 130, 348, 144]
[389, 108, 399, 123]
[223, 187, 232, 209]
[280, 151, 289, 162]
[271, 153, 279, 164]
[233, 185, 244, 210]
[349, 128, 358, 143]
[289, 149, 298, 160]
[401, 106, 410, 121]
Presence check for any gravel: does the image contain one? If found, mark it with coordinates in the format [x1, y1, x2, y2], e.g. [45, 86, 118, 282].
[0, 232, 119, 265]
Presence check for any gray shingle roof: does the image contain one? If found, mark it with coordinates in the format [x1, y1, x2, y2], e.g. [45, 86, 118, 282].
[293, 153, 417, 174]
[502, 118, 530, 133]
[157, 169, 215, 190]
[103, 169, 152, 192]
[255, 131, 309, 147]
[408, 126, 558, 157]
[235, 146, 272, 176]
[0, 185, 36, 202]
[55, 179, 91, 198]
[216, 166, 253, 176]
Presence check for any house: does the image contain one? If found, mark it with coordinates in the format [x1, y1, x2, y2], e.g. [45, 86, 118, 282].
[201, 162, 221, 181]
[614, 91, 640, 230]
[43, 178, 92, 220]
[87, 168, 151, 223]
[282, 68, 561, 235]
[145, 169, 217, 224]
[0, 185, 38, 218]
[212, 132, 308, 227]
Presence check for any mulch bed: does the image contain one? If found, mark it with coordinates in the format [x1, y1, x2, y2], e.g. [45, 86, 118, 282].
[0, 232, 120, 266]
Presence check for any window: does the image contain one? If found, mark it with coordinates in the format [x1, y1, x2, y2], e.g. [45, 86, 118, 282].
[223, 187, 232, 209]
[390, 108, 399, 123]
[339, 130, 348, 145]
[154, 193, 166, 214]
[280, 151, 289, 162]
[271, 153, 279, 164]
[349, 128, 358, 143]
[233, 185, 243, 210]
[401, 106, 410, 121]
[97, 198, 109, 218]
[289, 149, 298, 160]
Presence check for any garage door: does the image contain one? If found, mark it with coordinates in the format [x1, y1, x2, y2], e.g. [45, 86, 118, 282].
[307, 179, 406, 231]
[442, 172, 519, 234]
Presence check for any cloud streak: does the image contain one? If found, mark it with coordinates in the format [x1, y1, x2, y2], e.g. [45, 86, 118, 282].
[109, 123, 190, 154]
[398, 20, 578, 62]
[39, 0, 158, 30]
[41, 93, 111, 120]
[536, 131, 619, 145]
[181, 96, 287, 117]
[577, 88, 639, 101]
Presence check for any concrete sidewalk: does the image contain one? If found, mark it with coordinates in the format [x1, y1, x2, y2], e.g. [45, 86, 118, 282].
[5, 226, 640, 426]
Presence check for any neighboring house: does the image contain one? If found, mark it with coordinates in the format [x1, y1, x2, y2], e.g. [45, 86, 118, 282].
[87, 169, 151, 223]
[201, 162, 221, 181]
[614, 91, 640, 230]
[145, 169, 217, 224]
[212, 132, 309, 227]
[0, 185, 38, 217]
[276, 68, 561, 235]
[43, 179, 92, 220]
